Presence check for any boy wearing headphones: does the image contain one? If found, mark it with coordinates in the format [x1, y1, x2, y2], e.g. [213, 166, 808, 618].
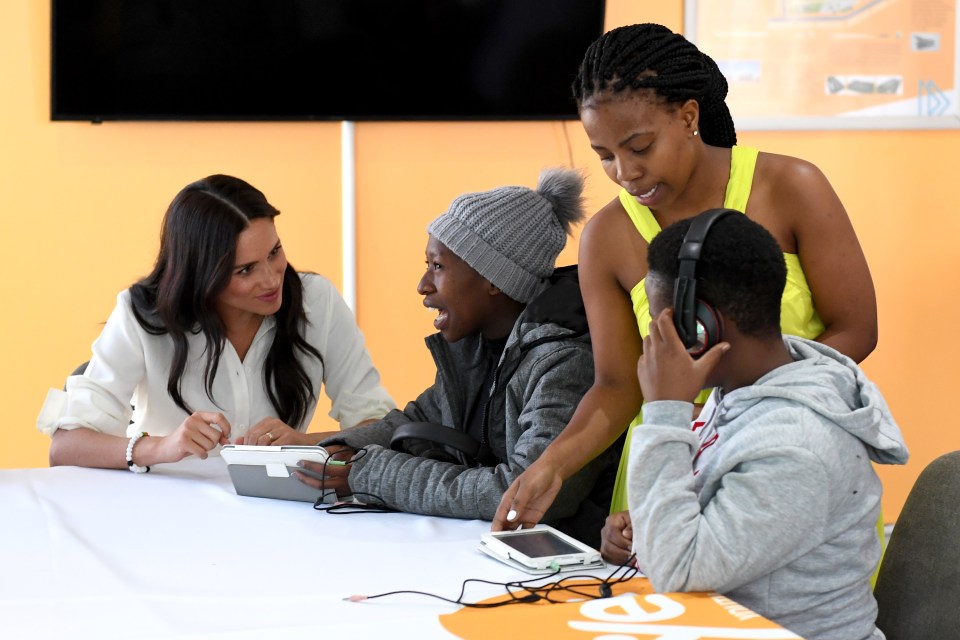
[601, 210, 908, 640]
[296, 168, 618, 544]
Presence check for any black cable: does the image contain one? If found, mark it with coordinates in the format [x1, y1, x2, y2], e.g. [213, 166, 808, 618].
[346, 555, 639, 608]
[347, 589, 542, 608]
[304, 447, 398, 513]
[516, 558, 638, 604]
[310, 446, 642, 606]
[314, 496, 398, 514]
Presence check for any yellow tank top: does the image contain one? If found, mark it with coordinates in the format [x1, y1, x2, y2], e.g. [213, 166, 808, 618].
[610, 145, 826, 512]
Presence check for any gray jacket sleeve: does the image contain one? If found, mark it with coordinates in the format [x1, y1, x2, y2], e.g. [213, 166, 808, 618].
[342, 343, 594, 521]
[627, 400, 831, 594]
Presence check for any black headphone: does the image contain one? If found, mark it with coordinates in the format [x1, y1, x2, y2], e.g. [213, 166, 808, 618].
[390, 422, 487, 465]
[673, 208, 735, 358]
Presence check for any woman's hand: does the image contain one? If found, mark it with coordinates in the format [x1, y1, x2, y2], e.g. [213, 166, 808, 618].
[146, 411, 232, 464]
[600, 510, 634, 565]
[238, 418, 305, 446]
[492, 458, 564, 531]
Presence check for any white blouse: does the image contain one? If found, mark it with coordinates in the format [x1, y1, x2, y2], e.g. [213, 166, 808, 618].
[38, 273, 395, 441]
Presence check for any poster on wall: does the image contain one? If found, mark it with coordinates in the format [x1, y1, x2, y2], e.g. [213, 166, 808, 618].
[684, 0, 960, 129]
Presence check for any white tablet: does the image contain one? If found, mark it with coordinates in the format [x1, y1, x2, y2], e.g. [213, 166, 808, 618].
[479, 524, 605, 574]
[220, 444, 336, 504]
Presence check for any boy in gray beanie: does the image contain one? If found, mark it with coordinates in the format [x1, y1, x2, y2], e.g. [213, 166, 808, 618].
[299, 168, 619, 546]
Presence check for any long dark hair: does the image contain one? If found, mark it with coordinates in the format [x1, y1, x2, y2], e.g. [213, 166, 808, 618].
[130, 175, 322, 427]
[573, 23, 737, 148]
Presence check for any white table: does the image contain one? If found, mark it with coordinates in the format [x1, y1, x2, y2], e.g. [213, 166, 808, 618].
[0, 457, 542, 639]
[1, 459, 802, 640]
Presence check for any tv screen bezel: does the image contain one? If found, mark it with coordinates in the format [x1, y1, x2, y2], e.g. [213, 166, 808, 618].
[50, 1, 607, 123]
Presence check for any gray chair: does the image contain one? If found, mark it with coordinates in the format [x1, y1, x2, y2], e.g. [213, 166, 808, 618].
[65, 360, 136, 418]
[873, 450, 960, 639]
[70, 361, 89, 377]
[64, 361, 88, 390]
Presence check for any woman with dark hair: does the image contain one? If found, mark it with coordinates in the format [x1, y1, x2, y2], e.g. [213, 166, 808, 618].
[494, 23, 878, 528]
[40, 175, 394, 471]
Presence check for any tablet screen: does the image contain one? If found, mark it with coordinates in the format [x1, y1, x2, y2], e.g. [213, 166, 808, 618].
[496, 530, 583, 558]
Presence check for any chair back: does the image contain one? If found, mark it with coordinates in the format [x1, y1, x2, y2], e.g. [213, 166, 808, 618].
[874, 450, 960, 639]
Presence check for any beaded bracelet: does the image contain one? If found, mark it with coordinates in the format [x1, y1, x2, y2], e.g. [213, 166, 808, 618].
[126, 431, 150, 473]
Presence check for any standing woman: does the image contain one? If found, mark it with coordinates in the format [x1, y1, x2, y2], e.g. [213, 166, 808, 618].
[494, 23, 877, 527]
[40, 175, 394, 471]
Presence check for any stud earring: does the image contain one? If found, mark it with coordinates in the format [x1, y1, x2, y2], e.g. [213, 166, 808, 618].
[693, 130, 699, 137]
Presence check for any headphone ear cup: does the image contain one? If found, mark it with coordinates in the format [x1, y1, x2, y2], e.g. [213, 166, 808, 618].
[687, 300, 722, 358]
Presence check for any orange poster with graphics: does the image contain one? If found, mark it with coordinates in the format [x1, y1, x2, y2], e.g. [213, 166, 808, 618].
[440, 577, 803, 639]
[688, 0, 958, 124]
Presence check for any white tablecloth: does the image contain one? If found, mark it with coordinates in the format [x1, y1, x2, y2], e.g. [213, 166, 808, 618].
[0, 458, 560, 639]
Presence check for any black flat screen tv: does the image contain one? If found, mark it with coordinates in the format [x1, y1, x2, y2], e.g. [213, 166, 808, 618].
[51, 1, 606, 122]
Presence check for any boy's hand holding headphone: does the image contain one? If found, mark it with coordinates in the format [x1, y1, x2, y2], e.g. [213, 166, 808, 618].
[638, 308, 729, 404]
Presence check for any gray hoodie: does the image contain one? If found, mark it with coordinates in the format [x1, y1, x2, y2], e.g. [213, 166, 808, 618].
[628, 336, 909, 640]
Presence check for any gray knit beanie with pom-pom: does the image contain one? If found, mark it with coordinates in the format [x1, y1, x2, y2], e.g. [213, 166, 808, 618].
[426, 168, 585, 303]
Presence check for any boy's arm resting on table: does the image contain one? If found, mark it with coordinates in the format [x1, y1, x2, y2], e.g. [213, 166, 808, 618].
[344, 345, 598, 521]
[628, 400, 829, 594]
[493, 212, 644, 530]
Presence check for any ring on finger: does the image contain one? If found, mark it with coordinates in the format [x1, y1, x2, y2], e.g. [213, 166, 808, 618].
[266, 432, 274, 442]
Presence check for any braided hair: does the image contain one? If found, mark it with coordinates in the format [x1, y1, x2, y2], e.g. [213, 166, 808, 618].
[573, 23, 737, 148]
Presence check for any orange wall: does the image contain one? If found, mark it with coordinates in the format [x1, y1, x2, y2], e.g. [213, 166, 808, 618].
[3, 2, 958, 522]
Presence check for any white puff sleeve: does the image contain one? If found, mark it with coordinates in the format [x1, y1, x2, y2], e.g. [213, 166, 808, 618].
[37, 290, 145, 437]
